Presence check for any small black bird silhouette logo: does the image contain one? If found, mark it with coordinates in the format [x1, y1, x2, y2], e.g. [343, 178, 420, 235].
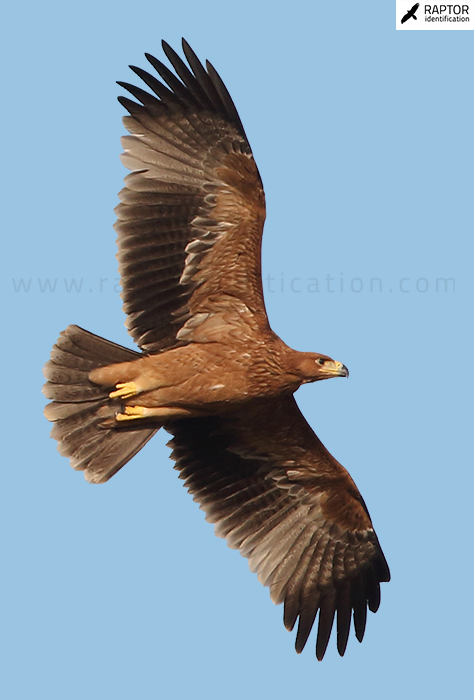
[401, 2, 420, 23]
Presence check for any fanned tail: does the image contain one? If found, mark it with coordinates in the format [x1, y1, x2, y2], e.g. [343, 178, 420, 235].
[43, 325, 158, 483]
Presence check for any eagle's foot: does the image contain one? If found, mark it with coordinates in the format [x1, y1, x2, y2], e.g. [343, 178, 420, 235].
[109, 382, 138, 399]
[115, 405, 146, 421]
[115, 405, 197, 422]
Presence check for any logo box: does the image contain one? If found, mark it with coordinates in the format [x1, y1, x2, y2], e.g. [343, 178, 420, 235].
[396, 1, 474, 29]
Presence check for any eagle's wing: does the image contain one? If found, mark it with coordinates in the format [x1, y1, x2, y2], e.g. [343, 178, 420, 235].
[166, 396, 390, 660]
[116, 40, 266, 353]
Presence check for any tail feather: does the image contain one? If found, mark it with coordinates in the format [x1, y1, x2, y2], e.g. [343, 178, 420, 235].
[43, 325, 158, 484]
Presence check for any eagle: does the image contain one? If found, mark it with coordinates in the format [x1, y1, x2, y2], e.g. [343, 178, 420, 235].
[43, 40, 390, 661]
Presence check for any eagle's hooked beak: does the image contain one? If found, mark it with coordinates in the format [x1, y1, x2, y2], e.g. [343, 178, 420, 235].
[322, 360, 349, 378]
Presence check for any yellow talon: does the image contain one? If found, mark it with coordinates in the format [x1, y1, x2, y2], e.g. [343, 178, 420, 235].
[109, 382, 138, 399]
[115, 405, 145, 421]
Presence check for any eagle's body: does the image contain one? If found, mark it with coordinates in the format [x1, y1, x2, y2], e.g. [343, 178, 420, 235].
[90, 329, 346, 418]
[43, 40, 390, 661]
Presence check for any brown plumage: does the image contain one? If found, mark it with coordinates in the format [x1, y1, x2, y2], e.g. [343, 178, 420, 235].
[43, 39, 390, 660]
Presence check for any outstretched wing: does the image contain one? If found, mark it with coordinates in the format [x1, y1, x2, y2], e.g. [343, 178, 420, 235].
[166, 396, 390, 660]
[116, 40, 266, 354]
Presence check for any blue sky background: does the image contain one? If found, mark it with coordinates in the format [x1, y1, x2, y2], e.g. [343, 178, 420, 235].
[2, 2, 472, 698]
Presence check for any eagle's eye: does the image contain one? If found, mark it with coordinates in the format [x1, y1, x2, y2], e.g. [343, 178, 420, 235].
[316, 358, 325, 366]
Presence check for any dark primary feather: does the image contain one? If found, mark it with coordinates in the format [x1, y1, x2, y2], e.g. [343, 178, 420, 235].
[115, 38, 265, 353]
[205, 59, 248, 137]
[153, 42, 211, 109]
[181, 40, 229, 114]
[166, 397, 390, 659]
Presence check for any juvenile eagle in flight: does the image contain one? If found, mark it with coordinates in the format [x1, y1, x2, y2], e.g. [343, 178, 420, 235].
[43, 40, 390, 660]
